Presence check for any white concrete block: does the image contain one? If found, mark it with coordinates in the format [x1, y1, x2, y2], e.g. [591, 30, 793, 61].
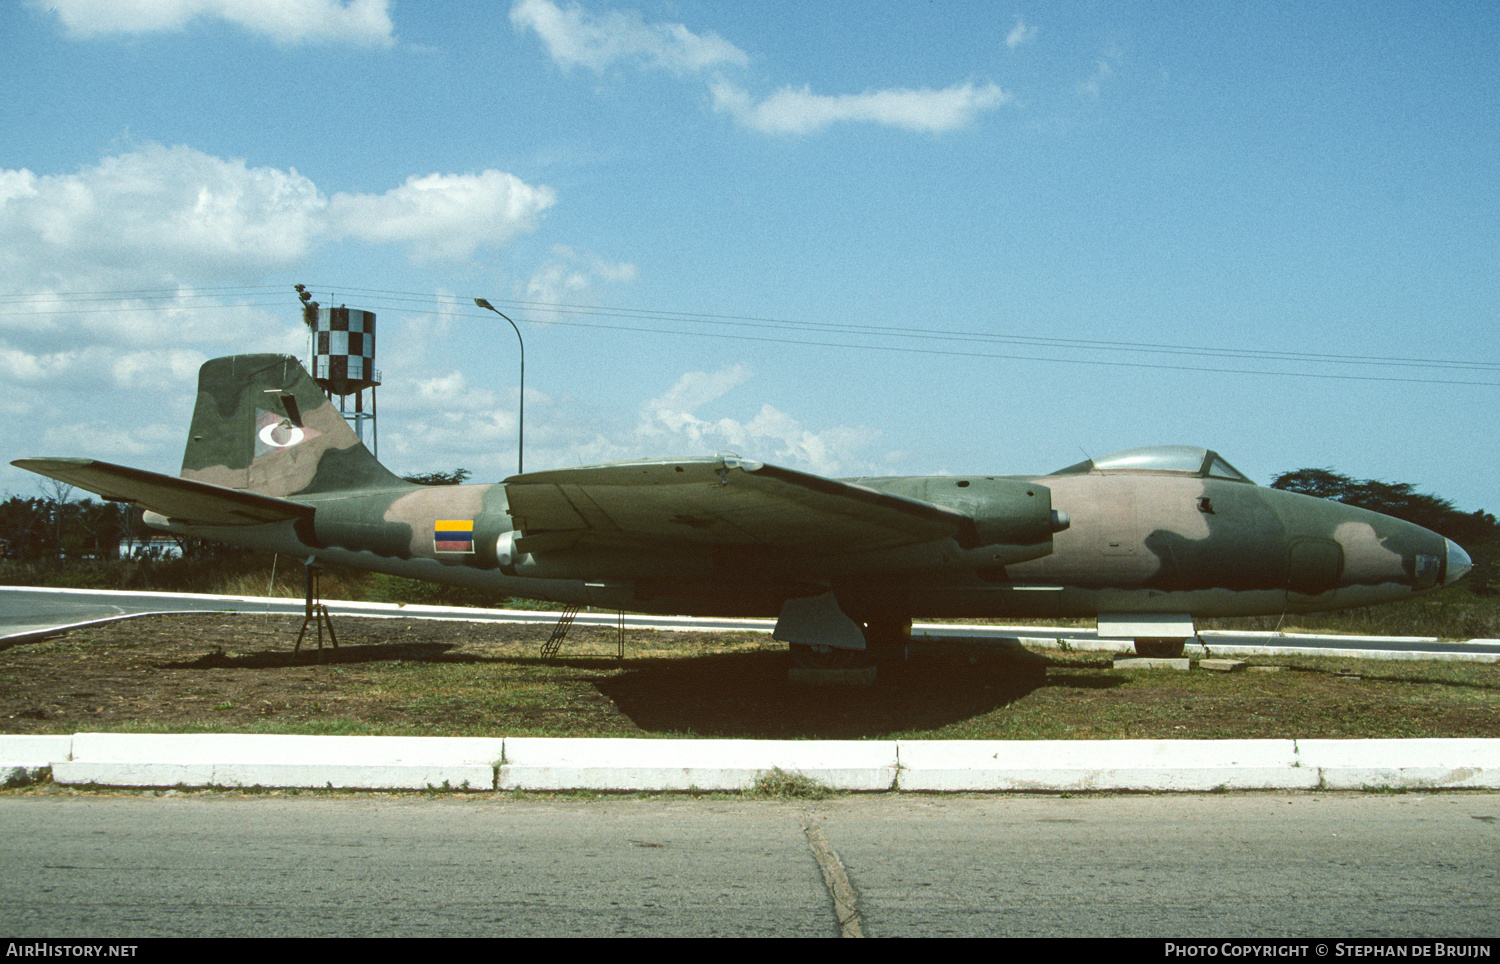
[1296, 738, 1500, 789]
[0, 734, 73, 765]
[21, 733, 1500, 794]
[499, 737, 898, 791]
[53, 733, 503, 790]
[0, 734, 74, 785]
[1112, 657, 1191, 671]
[1097, 613, 1195, 639]
[897, 739, 1314, 791]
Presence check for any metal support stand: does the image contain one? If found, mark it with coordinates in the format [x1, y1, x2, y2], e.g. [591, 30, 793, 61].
[539, 608, 627, 660]
[294, 558, 338, 658]
[540, 606, 580, 659]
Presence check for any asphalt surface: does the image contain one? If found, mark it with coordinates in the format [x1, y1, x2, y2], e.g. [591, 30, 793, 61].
[4, 588, 1497, 939]
[0, 792, 1495, 938]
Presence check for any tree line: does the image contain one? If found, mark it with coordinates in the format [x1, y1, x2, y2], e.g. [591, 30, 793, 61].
[0, 492, 133, 561]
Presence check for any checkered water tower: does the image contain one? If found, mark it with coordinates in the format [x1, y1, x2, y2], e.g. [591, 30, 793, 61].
[313, 306, 378, 393]
[296, 288, 382, 456]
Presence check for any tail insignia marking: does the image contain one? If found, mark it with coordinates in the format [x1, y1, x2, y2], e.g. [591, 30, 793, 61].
[254, 409, 319, 454]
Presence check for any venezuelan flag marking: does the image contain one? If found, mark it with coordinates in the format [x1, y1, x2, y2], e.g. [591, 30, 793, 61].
[434, 520, 475, 553]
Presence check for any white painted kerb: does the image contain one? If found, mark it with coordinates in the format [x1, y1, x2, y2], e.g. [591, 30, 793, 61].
[52, 733, 503, 790]
[500, 737, 898, 791]
[1297, 738, 1500, 789]
[898, 739, 1314, 791]
[0, 734, 74, 784]
[10, 734, 1500, 792]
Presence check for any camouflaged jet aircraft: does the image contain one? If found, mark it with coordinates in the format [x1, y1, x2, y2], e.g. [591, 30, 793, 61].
[14, 354, 1473, 667]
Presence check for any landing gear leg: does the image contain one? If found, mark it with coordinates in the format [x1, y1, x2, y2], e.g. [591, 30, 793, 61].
[862, 612, 912, 666]
[787, 613, 912, 670]
[786, 612, 913, 681]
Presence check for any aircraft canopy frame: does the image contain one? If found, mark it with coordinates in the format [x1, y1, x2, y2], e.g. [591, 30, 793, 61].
[1049, 446, 1254, 484]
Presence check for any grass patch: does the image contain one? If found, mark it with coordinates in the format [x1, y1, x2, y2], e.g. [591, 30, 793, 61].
[749, 768, 834, 800]
[2, 613, 1496, 741]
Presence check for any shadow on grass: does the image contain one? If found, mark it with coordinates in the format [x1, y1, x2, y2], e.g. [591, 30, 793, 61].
[161, 642, 465, 669]
[594, 651, 1113, 738]
[153, 637, 1130, 739]
[160, 643, 643, 670]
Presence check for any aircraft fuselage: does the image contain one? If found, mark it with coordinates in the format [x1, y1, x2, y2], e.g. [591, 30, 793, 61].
[147, 465, 1466, 623]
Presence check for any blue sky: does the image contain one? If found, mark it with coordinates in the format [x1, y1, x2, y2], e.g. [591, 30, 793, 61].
[2, 0, 1497, 513]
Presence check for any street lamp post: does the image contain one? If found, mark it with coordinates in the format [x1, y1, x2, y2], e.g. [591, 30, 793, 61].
[473, 298, 525, 477]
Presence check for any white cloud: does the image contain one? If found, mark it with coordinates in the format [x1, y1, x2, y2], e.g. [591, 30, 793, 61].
[0, 345, 73, 384]
[0, 291, 306, 362]
[0, 149, 565, 480]
[110, 348, 209, 388]
[384, 402, 519, 473]
[0, 145, 324, 287]
[379, 362, 881, 479]
[34, 0, 395, 46]
[511, 1, 1009, 140]
[710, 79, 1011, 135]
[637, 365, 752, 436]
[0, 146, 555, 291]
[0, 145, 560, 478]
[0, 339, 265, 394]
[511, 0, 748, 74]
[1076, 47, 1121, 99]
[632, 366, 878, 475]
[524, 245, 637, 303]
[414, 371, 470, 405]
[1006, 18, 1037, 49]
[328, 171, 556, 262]
[0, 170, 38, 207]
[744, 405, 881, 475]
[38, 421, 180, 462]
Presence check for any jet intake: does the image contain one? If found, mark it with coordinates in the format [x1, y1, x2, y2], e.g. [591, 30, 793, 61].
[966, 479, 1061, 547]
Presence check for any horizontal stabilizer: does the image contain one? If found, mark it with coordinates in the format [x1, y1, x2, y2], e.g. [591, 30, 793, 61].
[12, 458, 313, 526]
[504, 456, 980, 554]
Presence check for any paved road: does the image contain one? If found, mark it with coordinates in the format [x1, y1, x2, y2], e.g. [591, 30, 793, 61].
[0, 792, 1495, 938]
[6, 585, 1500, 661]
[0, 586, 769, 646]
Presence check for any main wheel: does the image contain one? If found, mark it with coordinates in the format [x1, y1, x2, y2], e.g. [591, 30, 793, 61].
[786, 610, 913, 671]
[1134, 638, 1186, 658]
[788, 643, 875, 670]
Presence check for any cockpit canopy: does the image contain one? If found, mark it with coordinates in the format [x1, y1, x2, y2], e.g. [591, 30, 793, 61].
[1049, 446, 1254, 483]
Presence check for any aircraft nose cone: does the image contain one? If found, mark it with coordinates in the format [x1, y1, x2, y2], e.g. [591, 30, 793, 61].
[1445, 539, 1473, 585]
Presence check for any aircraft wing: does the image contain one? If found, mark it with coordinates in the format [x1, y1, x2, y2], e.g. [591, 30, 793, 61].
[11, 458, 313, 526]
[503, 456, 980, 554]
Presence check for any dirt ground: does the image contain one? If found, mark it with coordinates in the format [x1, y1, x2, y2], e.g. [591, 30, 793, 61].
[2, 611, 1497, 740]
[0, 611, 1064, 739]
[0, 612, 701, 736]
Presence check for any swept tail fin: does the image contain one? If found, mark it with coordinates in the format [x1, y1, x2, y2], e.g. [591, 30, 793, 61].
[181, 354, 405, 498]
